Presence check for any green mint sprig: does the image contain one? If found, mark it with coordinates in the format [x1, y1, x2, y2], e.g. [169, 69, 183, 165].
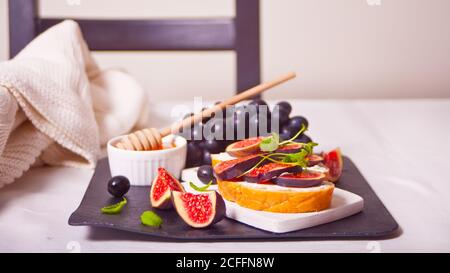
[260, 124, 307, 152]
[190, 181, 213, 192]
[237, 141, 318, 178]
[140, 211, 163, 228]
[101, 197, 127, 214]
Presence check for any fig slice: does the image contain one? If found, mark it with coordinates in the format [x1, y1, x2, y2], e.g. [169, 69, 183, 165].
[244, 162, 301, 183]
[322, 148, 343, 182]
[274, 142, 303, 154]
[225, 137, 263, 157]
[306, 154, 324, 166]
[274, 171, 326, 188]
[172, 191, 225, 228]
[213, 154, 264, 180]
[150, 168, 185, 209]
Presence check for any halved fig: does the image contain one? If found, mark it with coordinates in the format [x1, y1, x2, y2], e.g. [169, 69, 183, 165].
[150, 168, 185, 209]
[213, 154, 264, 180]
[225, 137, 263, 157]
[322, 148, 343, 182]
[172, 191, 225, 228]
[306, 154, 324, 166]
[275, 142, 303, 154]
[244, 162, 301, 183]
[274, 171, 326, 188]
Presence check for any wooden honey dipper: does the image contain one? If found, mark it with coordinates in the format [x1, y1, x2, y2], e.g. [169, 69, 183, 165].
[116, 72, 296, 151]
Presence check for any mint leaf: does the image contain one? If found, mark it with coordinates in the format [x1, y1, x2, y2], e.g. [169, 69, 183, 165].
[190, 181, 213, 192]
[260, 132, 280, 152]
[140, 211, 163, 228]
[101, 197, 127, 214]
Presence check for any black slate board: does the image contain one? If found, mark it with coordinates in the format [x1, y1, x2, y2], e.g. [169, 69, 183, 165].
[69, 157, 399, 240]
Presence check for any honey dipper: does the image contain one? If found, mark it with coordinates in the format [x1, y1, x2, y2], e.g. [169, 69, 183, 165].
[116, 72, 296, 151]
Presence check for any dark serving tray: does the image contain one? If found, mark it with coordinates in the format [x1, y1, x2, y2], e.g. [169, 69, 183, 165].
[69, 157, 399, 240]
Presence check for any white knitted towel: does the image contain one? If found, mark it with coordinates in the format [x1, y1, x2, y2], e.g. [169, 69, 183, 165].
[0, 20, 148, 187]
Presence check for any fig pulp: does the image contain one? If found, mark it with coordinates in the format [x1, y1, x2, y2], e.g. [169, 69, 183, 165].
[274, 142, 303, 154]
[244, 162, 301, 183]
[150, 168, 185, 209]
[274, 171, 326, 188]
[322, 148, 343, 182]
[306, 154, 324, 166]
[172, 191, 225, 228]
[213, 154, 264, 180]
[225, 137, 263, 157]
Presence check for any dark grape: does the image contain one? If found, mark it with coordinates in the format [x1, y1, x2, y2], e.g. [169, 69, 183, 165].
[280, 125, 294, 140]
[248, 99, 270, 118]
[202, 139, 222, 153]
[201, 107, 212, 123]
[234, 112, 249, 140]
[197, 165, 216, 184]
[213, 101, 227, 119]
[212, 118, 226, 141]
[288, 116, 309, 132]
[186, 142, 203, 167]
[202, 150, 212, 165]
[248, 98, 268, 107]
[271, 106, 290, 127]
[222, 117, 235, 141]
[279, 132, 291, 141]
[234, 105, 248, 118]
[107, 176, 130, 197]
[248, 113, 259, 138]
[294, 134, 312, 143]
[190, 123, 203, 141]
[276, 101, 292, 116]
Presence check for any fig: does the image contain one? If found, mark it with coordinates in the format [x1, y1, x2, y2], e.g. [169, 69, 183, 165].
[150, 168, 185, 209]
[244, 162, 301, 183]
[306, 154, 324, 166]
[274, 171, 326, 188]
[213, 154, 264, 180]
[274, 142, 303, 154]
[322, 148, 343, 182]
[225, 137, 263, 157]
[172, 191, 225, 228]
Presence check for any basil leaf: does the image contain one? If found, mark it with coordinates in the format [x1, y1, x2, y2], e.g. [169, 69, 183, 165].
[140, 211, 163, 228]
[190, 181, 213, 192]
[260, 132, 280, 152]
[101, 197, 127, 214]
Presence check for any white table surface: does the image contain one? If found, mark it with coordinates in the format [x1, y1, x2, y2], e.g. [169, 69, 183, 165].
[1, 99, 449, 253]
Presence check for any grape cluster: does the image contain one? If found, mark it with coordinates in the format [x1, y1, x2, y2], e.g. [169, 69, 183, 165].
[179, 99, 311, 168]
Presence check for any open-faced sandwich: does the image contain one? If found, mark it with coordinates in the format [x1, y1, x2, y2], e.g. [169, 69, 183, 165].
[211, 127, 343, 214]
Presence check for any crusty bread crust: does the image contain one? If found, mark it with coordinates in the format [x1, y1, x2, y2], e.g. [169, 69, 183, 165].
[218, 180, 334, 213]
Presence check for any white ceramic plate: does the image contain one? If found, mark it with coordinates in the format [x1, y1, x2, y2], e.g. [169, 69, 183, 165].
[181, 167, 364, 233]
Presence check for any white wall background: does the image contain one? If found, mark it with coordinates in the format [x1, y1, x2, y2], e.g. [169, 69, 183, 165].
[1, 0, 450, 100]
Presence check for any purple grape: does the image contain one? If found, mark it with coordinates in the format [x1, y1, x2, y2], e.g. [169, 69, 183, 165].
[272, 106, 290, 127]
[202, 150, 212, 165]
[197, 165, 216, 184]
[294, 134, 312, 143]
[202, 139, 222, 154]
[107, 176, 130, 197]
[276, 101, 292, 116]
[288, 116, 309, 132]
[186, 142, 203, 167]
[213, 101, 227, 119]
[248, 99, 268, 107]
[280, 125, 294, 140]
[248, 113, 259, 138]
[190, 123, 203, 141]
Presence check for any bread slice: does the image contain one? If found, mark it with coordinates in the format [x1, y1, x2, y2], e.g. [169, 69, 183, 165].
[218, 181, 334, 213]
[212, 152, 334, 213]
